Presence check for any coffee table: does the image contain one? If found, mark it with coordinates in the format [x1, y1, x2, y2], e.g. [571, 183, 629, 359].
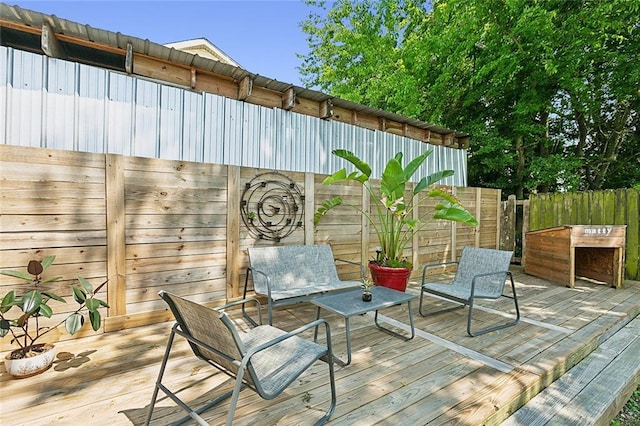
[311, 286, 416, 366]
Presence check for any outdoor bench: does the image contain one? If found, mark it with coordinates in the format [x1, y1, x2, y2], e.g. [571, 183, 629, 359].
[243, 244, 365, 325]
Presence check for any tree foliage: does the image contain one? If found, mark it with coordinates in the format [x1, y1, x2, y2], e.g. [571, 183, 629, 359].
[300, 0, 640, 197]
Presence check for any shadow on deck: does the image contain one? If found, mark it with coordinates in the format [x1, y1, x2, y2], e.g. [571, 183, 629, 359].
[1, 266, 639, 425]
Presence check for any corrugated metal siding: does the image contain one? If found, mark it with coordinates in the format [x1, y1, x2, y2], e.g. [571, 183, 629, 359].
[0, 46, 468, 184]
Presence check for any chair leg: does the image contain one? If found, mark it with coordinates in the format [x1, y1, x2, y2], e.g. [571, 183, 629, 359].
[467, 272, 520, 337]
[147, 325, 235, 426]
[242, 272, 259, 327]
[316, 326, 337, 426]
[146, 326, 177, 426]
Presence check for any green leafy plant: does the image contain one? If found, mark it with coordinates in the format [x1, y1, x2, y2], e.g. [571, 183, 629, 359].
[361, 278, 375, 292]
[0, 255, 108, 359]
[314, 149, 478, 268]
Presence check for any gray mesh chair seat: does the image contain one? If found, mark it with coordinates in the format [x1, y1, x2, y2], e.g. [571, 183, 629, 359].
[146, 291, 337, 425]
[419, 247, 520, 336]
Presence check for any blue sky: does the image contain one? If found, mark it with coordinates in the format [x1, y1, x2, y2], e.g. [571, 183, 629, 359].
[11, 1, 323, 86]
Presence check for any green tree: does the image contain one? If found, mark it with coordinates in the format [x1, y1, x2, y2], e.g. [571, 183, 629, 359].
[300, 0, 640, 197]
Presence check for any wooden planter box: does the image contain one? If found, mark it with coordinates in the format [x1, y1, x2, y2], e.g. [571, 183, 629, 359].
[524, 225, 626, 288]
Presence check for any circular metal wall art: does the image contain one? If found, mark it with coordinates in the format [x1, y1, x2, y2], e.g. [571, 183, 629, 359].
[240, 172, 305, 242]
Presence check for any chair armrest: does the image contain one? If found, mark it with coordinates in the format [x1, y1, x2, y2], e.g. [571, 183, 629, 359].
[421, 260, 459, 284]
[247, 267, 273, 299]
[335, 257, 366, 281]
[218, 297, 263, 325]
[469, 270, 511, 296]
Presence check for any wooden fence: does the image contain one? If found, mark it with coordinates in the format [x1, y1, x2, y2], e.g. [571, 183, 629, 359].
[501, 190, 639, 281]
[0, 145, 500, 351]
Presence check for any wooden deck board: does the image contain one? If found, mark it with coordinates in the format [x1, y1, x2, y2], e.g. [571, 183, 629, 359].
[1, 266, 639, 426]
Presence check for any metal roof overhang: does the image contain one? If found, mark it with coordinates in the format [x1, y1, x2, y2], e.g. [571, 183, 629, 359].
[0, 2, 470, 140]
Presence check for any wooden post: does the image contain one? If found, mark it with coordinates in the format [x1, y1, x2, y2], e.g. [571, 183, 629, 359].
[451, 186, 458, 260]
[362, 182, 371, 269]
[475, 188, 482, 248]
[319, 99, 333, 119]
[500, 194, 516, 252]
[41, 22, 67, 59]
[282, 87, 296, 110]
[412, 182, 420, 269]
[522, 199, 529, 267]
[304, 172, 315, 244]
[238, 76, 253, 101]
[105, 154, 126, 317]
[226, 166, 240, 298]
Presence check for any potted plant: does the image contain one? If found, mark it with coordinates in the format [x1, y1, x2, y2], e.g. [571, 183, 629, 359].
[0, 255, 108, 378]
[361, 278, 375, 302]
[314, 149, 478, 291]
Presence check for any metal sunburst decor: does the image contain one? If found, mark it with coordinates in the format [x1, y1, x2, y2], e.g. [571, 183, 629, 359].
[240, 172, 305, 242]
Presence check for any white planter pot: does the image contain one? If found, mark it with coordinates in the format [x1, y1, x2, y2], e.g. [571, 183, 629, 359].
[4, 343, 56, 378]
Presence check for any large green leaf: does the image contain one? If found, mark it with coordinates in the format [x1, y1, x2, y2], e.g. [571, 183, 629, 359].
[403, 151, 429, 180]
[434, 203, 478, 225]
[85, 298, 100, 312]
[72, 286, 87, 304]
[42, 291, 66, 303]
[313, 197, 343, 226]
[380, 157, 405, 199]
[40, 255, 56, 270]
[77, 276, 94, 293]
[0, 319, 10, 337]
[65, 313, 84, 334]
[332, 149, 371, 178]
[40, 276, 62, 284]
[89, 310, 102, 331]
[424, 170, 455, 187]
[0, 270, 33, 281]
[1, 291, 16, 313]
[38, 303, 53, 318]
[21, 290, 42, 314]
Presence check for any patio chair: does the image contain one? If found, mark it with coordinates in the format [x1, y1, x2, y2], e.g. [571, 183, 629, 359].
[145, 291, 337, 426]
[419, 247, 520, 337]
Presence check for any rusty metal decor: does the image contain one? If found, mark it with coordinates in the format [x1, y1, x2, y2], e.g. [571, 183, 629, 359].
[240, 172, 304, 241]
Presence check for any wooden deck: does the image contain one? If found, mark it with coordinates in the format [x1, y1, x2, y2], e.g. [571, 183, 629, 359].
[2, 266, 639, 425]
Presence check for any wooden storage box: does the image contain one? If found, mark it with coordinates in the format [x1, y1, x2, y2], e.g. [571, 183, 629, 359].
[524, 225, 626, 288]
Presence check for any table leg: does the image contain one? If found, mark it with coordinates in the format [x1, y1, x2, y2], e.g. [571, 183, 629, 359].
[315, 306, 351, 367]
[373, 300, 415, 340]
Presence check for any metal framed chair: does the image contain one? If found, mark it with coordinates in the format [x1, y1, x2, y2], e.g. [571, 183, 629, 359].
[146, 291, 337, 425]
[419, 247, 520, 337]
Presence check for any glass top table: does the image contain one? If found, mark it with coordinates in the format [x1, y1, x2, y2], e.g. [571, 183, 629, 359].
[311, 286, 416, 366]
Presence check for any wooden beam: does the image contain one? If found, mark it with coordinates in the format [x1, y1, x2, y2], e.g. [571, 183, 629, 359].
[379, 117, 387, 131]
[190, 67, 197, 89]
[238, 76, 253, 101]
[282, 87, 296, 110]
[106, 154, 126, 316]
[125, 43, 133, 74]
[319, 99, 333, 119]
[226, 165, 240, 298]
[443, 132, 455, 146]
[41, 22, 67, 59]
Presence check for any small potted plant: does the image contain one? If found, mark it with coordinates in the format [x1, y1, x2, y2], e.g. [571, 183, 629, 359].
[0, 255, 108, 378]
[314, 149, 478, 291]
[361, 278, 375, 302]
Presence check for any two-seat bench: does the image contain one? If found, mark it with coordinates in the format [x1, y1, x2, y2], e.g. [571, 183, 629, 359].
[243, 244, 365, 325]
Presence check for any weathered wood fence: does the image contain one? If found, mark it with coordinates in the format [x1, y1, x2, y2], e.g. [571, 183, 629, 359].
[0, 145, 500, 350]
[500, 190, 639, 281]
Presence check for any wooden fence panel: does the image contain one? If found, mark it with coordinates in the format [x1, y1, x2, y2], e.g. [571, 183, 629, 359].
[529, 189, 640, 280]
[0, 144, 499, 350]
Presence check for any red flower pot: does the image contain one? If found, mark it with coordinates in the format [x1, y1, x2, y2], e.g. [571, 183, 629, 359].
[368, 262, 412, 292]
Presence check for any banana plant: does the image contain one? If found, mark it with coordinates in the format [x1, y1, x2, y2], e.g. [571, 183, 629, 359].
[314, 149, 478, 268]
